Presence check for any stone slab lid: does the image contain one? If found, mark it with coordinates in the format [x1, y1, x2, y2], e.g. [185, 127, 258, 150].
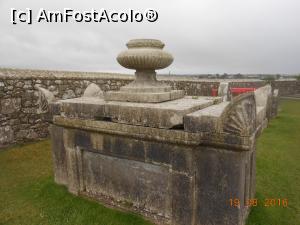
[104, 96, 220, 128]
[48, 86, 259, 141]
[55, 96, 222, 129]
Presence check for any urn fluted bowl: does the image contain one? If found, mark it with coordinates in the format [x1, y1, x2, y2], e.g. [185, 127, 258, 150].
[116, 39, 174, 71]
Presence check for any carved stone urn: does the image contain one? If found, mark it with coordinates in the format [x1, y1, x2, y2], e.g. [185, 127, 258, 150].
[105, 39, 184, 103]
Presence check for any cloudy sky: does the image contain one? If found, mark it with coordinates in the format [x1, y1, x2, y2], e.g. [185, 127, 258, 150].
[1, 0, 299, 74]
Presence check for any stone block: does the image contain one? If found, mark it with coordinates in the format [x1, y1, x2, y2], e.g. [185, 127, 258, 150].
[218, 82, 229, 101]
[62, 89, 76, 99]
[254, 84, 272, 121]
[105, 90, 184, 103]
[0, 98, 21, 114]
[171, 172, 194, 225]
[83, 83, 103, 98]
[102, 134, 146, 162]
[185, 92, 256, 136]
[145, 142, 172, 164]
[60, 97, 105, 119]
[83, 151, 172, 217]
[104, 96, 216, 128]
[271, 89, 279, 118]
[50, 125, 68, 185]
[0, 125, 14, 146]
[194, 147, 252, 225]
[184, 102, 229, 133]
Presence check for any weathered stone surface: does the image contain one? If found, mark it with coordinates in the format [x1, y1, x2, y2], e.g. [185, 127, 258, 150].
[256, 106, 266, 128]
[53, 95, 220, 128]
[84, 151, 172, 216]
[105, 89, 184, 103]
[16, 81, 24, 88]
[185, 92, 257, 136]
[53, 116, 254, 150]
[184, 101, 229, 133]
[0, 125, 14, 146]
[62, 89, 76, 99]
[254, 85, 271, 108]
[60, 97, 105, 119]
[171, 172, 194, 225]
[104, 96, 218, 128]
[50, 125, 68, 185]
[271, 89, 279, 118]
[194, 147, 253, 225]
[22, 107, 37, 114]
[0, 98, 21, 114]
[254, 85, 272, 125]
[83, 83, 103, 98]
[16, 129, 38, 139]
[218, 82, 229, 101]
[50, 116, 256, 225]
[35, 86, 56, 114]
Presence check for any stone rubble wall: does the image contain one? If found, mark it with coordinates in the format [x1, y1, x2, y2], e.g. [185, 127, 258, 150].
[0, 68, 299, 148]
[229, 80, 300, 96]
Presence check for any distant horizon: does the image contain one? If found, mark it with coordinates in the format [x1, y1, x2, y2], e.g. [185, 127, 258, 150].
[0, 67, 298, 77]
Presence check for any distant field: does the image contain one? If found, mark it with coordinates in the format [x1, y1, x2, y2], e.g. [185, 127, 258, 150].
[0, 99, 299, 225]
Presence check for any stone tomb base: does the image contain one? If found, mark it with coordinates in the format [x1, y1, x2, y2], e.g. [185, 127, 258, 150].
[51, 122, 255, 225]
[49, 91, 265, 225]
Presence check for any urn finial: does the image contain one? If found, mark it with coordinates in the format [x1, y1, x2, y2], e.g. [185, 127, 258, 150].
[117, 39, 174, 72]
[104, 39, 184, 103]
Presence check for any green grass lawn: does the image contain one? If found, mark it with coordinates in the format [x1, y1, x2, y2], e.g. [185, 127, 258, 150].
[246, 99, 300, 225]
[0, 99, 299, 225]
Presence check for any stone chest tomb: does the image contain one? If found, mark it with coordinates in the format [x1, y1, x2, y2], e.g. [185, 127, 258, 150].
[48, 39, 272, 225]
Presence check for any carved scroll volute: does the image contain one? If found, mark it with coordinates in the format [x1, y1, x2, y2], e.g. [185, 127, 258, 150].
[35, 86, 56, 114]
[221, 92, 256, 136]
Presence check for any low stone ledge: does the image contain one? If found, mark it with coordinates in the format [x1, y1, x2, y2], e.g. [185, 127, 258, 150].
[53, 116, 254, 151]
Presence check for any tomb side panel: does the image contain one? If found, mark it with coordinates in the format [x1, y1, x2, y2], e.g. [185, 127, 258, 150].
[50, 125, 68, 185]
[82, 151, 172, 218]
[195, 147, 249, 225]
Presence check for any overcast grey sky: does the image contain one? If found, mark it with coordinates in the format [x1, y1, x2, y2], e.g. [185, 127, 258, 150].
[1, 0, 299, 74]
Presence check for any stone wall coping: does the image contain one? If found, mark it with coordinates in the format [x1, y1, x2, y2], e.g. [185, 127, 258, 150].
[0, 68, 132, 80]
[0, 68, 277, 83]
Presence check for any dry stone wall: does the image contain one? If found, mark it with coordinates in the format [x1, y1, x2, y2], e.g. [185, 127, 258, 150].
[0, 68, 299, 147]
[0, 69, 131, 148]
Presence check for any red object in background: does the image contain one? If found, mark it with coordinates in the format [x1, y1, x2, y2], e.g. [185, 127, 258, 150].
[211, 88, 218, 96]
[211, 87, 256, 97]
[230, 87, 256, 96]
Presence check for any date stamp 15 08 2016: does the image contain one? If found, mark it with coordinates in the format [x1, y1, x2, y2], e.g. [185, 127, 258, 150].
[229, 198, 288, 208]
